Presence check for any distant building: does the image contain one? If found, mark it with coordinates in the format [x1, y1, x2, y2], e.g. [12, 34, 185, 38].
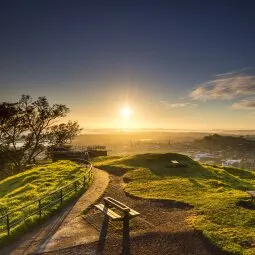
[221, 159, 241, 167]
[194, 152, 214, 161]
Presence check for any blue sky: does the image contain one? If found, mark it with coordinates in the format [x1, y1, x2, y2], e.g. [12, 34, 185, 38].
[1, 1, 255, 129]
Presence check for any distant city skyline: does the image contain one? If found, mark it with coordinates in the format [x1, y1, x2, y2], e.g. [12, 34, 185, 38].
[1, 1, 255, 129]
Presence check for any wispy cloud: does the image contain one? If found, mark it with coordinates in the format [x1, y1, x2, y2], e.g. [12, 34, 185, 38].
[232, 98, 255, 109]
[190, 74, 255, 100]
[160, 101, 198, 108]
[215, 67, 251, 78]
[215, 71, 241, 78]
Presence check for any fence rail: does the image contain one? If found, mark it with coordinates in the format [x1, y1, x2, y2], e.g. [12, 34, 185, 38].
[71, 145, 106, 151]
[0, 160, 93, 238]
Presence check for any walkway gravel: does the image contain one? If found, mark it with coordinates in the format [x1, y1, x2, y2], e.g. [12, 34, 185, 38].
[41, 171, 226, 255]
[38, 167, 109, 252]
[2, 166, 227, 255]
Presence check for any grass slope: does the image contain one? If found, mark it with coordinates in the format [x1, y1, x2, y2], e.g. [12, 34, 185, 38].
[0, 160, 90, 240]
[94, 153, 255, 255]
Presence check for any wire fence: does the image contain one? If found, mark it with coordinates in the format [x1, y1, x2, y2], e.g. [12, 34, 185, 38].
[0, 160, 93, 238]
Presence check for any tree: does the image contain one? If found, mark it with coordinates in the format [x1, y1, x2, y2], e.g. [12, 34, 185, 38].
[0, 95, 82, 171]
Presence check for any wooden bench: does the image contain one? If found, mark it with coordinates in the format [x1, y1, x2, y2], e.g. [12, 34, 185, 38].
[95, 197, 140, 220]
[94, 197, 140, 254]
[94, 203, 123, 221]
[247, 191, 255, 201]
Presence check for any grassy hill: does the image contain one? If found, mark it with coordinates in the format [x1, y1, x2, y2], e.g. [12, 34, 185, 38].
[0, 160, 90, 240]
[94, 153, 255, 255]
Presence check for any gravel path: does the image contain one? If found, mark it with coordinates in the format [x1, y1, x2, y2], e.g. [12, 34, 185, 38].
[38, 167, 109, 253]
[42, 171, 226, 255]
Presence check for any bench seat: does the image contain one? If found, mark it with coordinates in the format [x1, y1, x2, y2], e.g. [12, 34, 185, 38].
[94, 203, 123, 221]
[104, 197, 140, 218]
[95, 201, 140, 219]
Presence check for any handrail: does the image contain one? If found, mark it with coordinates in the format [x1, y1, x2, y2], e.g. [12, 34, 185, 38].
[0, 160, 93, 237]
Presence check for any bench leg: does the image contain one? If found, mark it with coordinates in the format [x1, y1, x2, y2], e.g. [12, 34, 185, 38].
[97, 215, 109, 254]
[122, 214, 130, 255]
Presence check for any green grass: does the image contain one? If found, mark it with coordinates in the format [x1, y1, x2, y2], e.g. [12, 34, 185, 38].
[0, 160, 91, 243]
[94, 153, 255, 255]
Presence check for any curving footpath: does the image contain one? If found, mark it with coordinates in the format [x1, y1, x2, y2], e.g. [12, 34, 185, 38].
[1, 167, 109, 255]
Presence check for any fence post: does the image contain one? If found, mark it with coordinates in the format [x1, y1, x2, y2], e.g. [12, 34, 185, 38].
[83, 176, 86, 188]
[60, 189, 63, 205]
[74, 181, 77, 192]
[6, 214, 10, 236]
[38, 199, 42, 218]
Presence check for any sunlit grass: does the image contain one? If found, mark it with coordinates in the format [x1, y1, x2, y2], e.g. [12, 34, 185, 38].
[0, 160, 91, 243]
[94, 153, 255, 255]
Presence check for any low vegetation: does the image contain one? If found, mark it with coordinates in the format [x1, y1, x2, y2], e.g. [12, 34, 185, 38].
[0, 160, 90, 241]
[94, 153, 255, 255]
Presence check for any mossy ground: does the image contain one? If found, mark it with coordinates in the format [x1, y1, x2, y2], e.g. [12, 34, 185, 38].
[93, 153, 255, 255]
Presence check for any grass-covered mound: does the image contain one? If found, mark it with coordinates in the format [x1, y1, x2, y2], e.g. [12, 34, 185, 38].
[94, 153, 255, 255]
[0, 160, 90, 241]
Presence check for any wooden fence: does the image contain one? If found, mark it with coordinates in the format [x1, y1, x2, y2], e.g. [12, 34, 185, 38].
[72, 145, 106, 151]
[0, 160, 92, 238]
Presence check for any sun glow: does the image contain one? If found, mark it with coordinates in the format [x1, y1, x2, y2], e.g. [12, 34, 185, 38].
[120, 106, 132, 119]
[116, 105, 139, 129]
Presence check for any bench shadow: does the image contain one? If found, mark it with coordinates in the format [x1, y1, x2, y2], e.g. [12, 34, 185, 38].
[88, 229, 229, 255]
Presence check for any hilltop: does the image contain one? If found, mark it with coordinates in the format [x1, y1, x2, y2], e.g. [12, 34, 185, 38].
[94, 153, 255, 255]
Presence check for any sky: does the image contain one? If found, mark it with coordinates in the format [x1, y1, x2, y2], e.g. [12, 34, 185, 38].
[1, 0, 255, 130]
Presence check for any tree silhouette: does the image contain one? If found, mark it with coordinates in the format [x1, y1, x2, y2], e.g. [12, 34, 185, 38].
[0, 95, 81, 171]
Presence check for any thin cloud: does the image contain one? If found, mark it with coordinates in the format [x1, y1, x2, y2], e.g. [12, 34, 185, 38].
[190, 74, 255, 100]
[232, 99, 255, 109]
[215, 71, 240, 77]
[160, 101, 198, 108]
[215, 67, 251, 78]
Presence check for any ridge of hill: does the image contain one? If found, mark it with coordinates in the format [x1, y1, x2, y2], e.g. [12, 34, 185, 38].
[194, 134, 255, 152]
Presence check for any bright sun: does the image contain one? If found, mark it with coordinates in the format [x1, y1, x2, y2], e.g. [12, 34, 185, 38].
[120, 106, 132, 119]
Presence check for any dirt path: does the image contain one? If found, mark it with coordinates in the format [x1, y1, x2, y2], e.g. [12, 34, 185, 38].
[1, 167, 109, 255]
[41, 171, 226, 255]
